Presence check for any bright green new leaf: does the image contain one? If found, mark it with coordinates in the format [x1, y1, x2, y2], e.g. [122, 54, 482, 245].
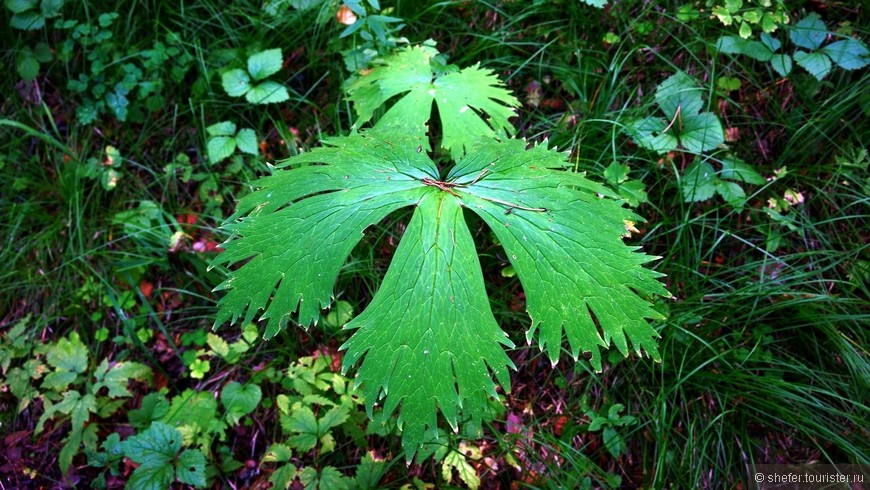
[247, 48, 284, 81]
[220, 381, 262, 425]
[789, 13, 827, 51]
[626, 72, 724, 154]
[215, 125, 668, 456]
[46, 332, 88, 374]
[346, 44, 519, 158]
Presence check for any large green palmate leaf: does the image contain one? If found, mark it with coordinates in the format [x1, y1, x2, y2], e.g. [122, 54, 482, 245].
[213, 126, 668, 456]
[345, 44, 519, 159]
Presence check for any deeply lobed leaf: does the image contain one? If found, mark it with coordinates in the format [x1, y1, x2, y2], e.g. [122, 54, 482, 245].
[346, 45, 519, 158]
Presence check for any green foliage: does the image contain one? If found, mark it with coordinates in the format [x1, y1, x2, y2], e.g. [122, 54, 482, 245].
[206, 121, 259, 164]
[681, 156, 766, 208]
[346, 43, 519, 158]
[710, 0, 788, 38]
[121, 422, 207, 489]
[585, 403, 637, 457]
[54, 14, 194, 123]
[625, 72, 724, 154]
[215, 43, 669, 457]
[5, 0, 63, 30]
[717, 14, 870, 80]
[221, 48, 290, 104]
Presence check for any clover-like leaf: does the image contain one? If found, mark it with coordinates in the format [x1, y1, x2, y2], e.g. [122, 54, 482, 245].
[625, 72, 724, 154]
[346, 44, 519, 158]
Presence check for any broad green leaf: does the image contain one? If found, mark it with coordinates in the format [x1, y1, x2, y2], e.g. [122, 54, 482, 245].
[93, 360, 152, 397]
[626, 73, 723, 155]
[789, 13, 827, 51]
[125, 464, 175, 490]
[625, 117, 678, 154]
[346, 45, 519, 158]
[220, 381, 262, 425]
[40, 0, 63, 17]
[215, 126, 667, 456]
[299, 466, 350, 490]
[270, 464, 298, 489]
[794, 50, 832, 80]
[821, 39, 870, 70]
[175, 449, 207, 487]
[678, 112, 724, 154]
[208, 136, 237, 164]
[247, 48, 284, 81]
[6, 0, 37, 14]
[655, 71, 704, 117]
[284, 406, 319, 452]
[759, 33, 781, 53]
[715, 36, 745, 55]
[207, 121, 237, 137]
[46, 332, 88, 373]
[246, 81, 290, 104]
[770, 53, 793, 77]
[10, 11, 44, 29]
[617, 179, 649, 207]
[263, 443, 293, 462]
[129, 392, 170, 429]
[721, 157, 766, 184]
[716, 180, 746, 208]
[222, 69, 251, 97]
[122, 422, 181, 466]
[235, 128, 259, 155]
[17, 52, 39, 81]
[681, 161, 718, 202]
[355, 452, 387, 490]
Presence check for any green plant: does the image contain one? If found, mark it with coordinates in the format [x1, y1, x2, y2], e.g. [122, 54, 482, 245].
[206, 121, 259, 164]
[710, 0, 789, 39]
[681, 155, 766, 208]
[716, 14, 870, 80]
[214, 43, 670, 457]
[18, 331, 156, 473]
[624, 71, 725, 154]
[5, 0, 63, 30]
[221, 48, 291, 104]
[584, 403, 636, 458]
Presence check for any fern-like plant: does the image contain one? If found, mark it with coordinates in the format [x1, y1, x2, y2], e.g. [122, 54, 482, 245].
[213, 44, 670, 457]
